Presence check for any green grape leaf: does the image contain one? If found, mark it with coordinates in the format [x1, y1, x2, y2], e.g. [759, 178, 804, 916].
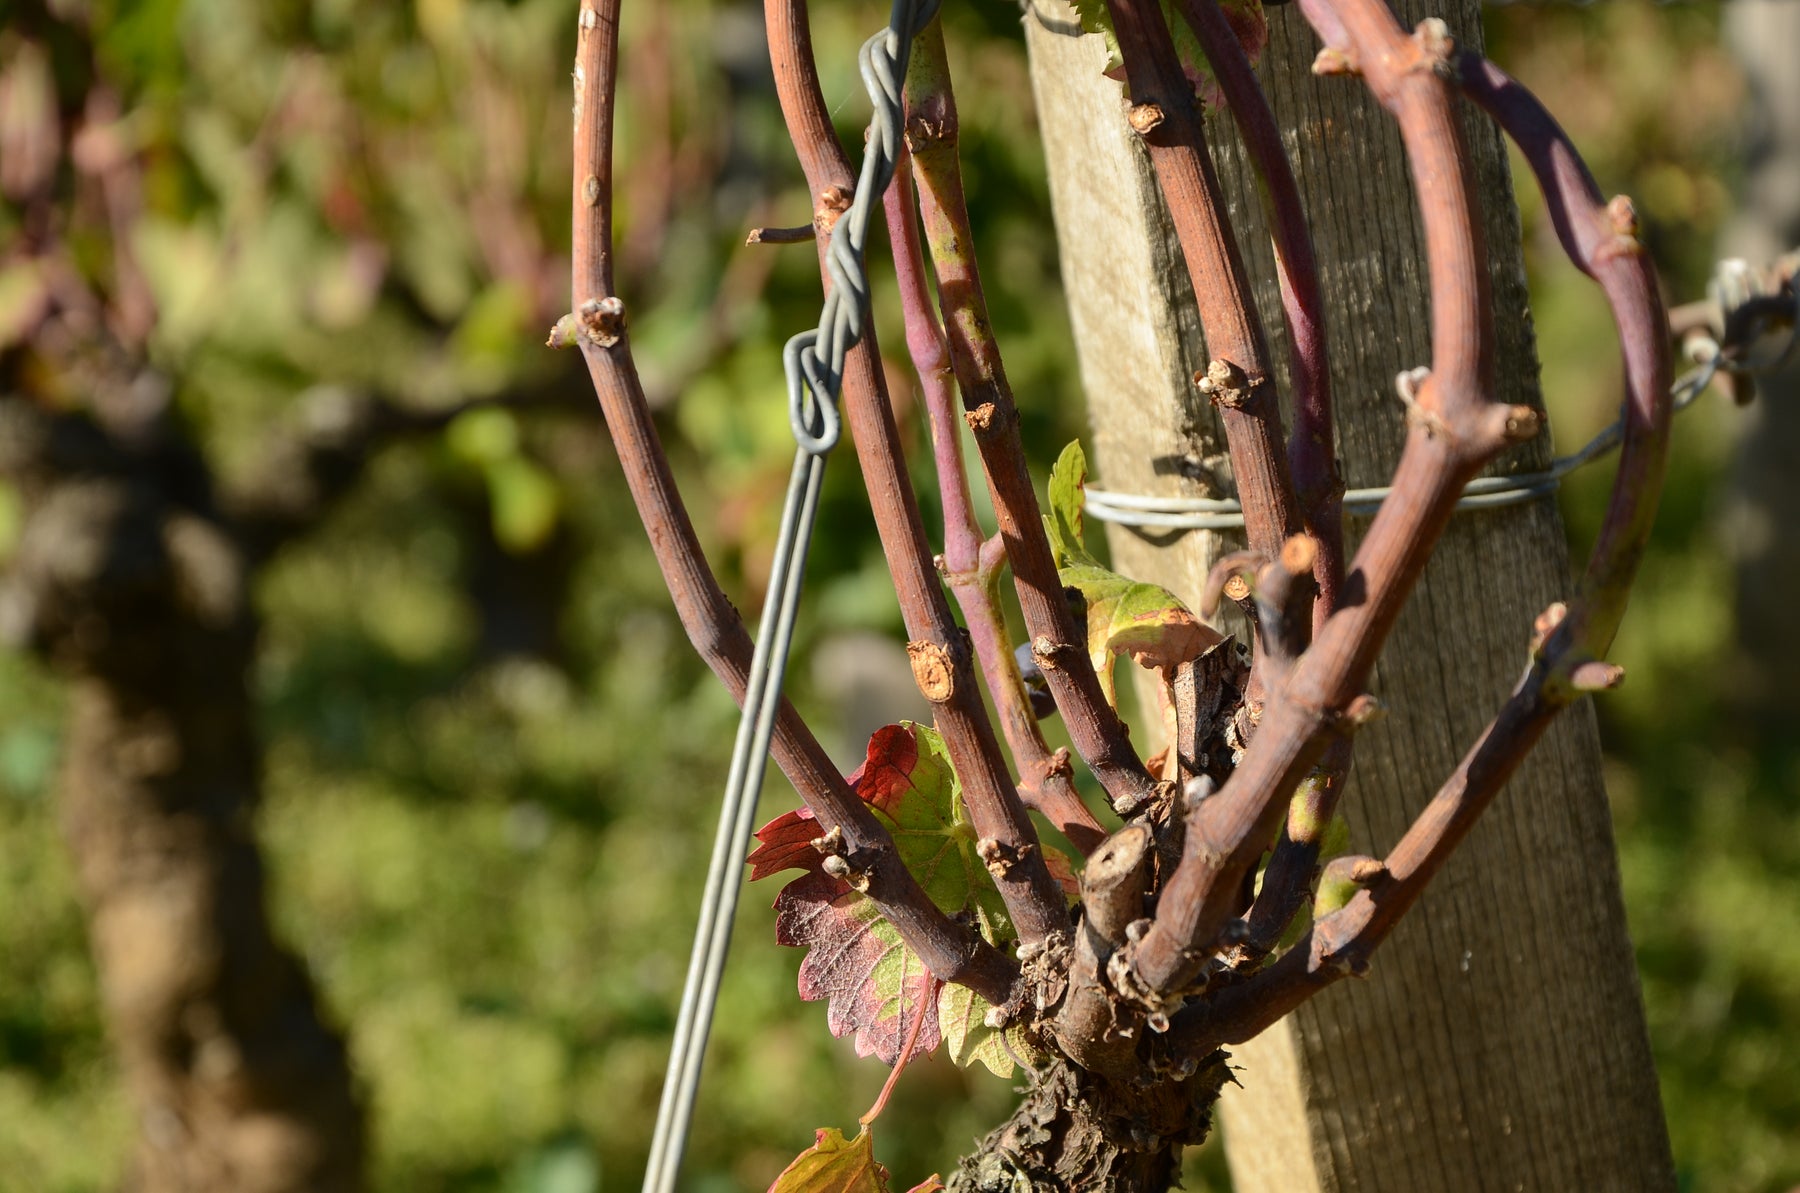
[1068, 0, 1123, 75]
[767, 1127, 891, 1193]
[937, 982, 1052, 1080]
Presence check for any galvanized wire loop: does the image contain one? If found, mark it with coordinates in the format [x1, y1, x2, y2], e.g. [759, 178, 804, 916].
[644, 2, 938, 1188]
[786, 331, 838, 447]
[1085, 339, 1737, 532]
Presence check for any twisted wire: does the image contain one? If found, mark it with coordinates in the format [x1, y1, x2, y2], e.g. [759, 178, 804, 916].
[1086, 255, 1796, 533]
[1084, 343, 1731, 532]
[788, 0, 942, 453]
[642, 2, 938, 1187]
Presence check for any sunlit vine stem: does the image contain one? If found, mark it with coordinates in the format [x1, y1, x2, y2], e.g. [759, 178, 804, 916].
[900, 18, 1163, 817]
[1128, 0, 1550, 995]
[1102, 0, 1305, 570]
[1183, 42, 1675, 1042]
[1455, 53, 1671, 654]
[883, 144, 1109, 856]
[1173, 0, 1355, 951]
[569, 0, 1018, 999]
[1101, 0, 1313, 774]
[762, 0, 1068, 945]
[1175, 0, 1344, 624]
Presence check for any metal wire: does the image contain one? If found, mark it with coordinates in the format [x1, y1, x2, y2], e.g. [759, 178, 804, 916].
[1084, 347, 1726, 532]
[1088, 252, 1799, 533]
[640, 2, 940, 1188]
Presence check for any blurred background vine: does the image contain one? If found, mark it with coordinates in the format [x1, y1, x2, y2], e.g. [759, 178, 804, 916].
[0, 0, 1791, 1189]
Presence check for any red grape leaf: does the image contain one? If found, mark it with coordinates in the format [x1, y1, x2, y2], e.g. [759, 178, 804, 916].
[774, 870, 943, 1065]
[753, 722, 1013, 936]
[746, 728, 888, 882]
[753, 722, 1081, 1070]
[766, 1126, 890, 1193]
[747, 804, 824, 882]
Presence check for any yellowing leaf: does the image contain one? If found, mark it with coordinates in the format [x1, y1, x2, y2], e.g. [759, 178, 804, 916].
[1060, 564, 1220, 702]
[1043, 442, 1221, 698]
[767, 1127, 889, 1193]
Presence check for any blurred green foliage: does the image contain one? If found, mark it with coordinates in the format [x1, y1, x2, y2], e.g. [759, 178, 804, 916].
[0, 0, 1792, 1190]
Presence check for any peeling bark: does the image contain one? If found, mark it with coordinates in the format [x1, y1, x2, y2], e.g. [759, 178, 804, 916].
[948, 1054, 1231, 1192]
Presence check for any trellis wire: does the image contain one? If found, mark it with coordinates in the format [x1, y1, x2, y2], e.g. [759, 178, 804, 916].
[640, 1, 940, 1188]
[1090, 254, 1798, 533]
[1085, 343, 1729, 532]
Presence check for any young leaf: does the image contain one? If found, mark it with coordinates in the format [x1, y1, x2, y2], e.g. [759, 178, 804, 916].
[1044, 440, 1099, 569]
[767, 1127, 890, 1193]
[747, 803, 827, 882]
[1059, 564, 1220, 703]
[1309, 823, 1367, 924]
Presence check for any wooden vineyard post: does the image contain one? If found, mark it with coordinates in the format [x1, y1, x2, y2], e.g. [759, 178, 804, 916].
[1023, 2, 1677, 1188]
